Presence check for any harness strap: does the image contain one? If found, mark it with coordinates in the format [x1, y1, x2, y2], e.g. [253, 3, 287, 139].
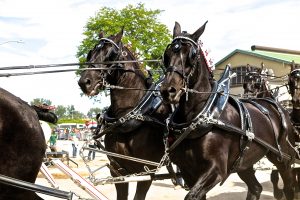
[167, 121, 199, 153]
[243, 98, 284, 161]
[228, 102, 253, 174]
[213, 120, 298, 163]
[220, 99, 254, 185]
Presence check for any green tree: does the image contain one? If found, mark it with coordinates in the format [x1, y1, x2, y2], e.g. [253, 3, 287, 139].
[54, 104, 86, 120]
[72, 110, 86, 119]
[30, 98, 52, 106]
[87, 107, 102, 119]
[76, 3, 171, 70]
[54, 105, 67, 119]
[66, 105, 75, 119]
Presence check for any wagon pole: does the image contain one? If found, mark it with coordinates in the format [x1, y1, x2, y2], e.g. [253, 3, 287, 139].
[0, 174, 75, 199]
[0, 67, 163, 79]
[0, 59, 162, 70]
[83, 147, 160, 167]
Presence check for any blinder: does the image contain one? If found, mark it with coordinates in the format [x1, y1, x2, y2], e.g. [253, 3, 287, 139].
[290, 69, 300, 79]
[172, 41, 182, 52]
[96, 41, 105, 49]
[163, 37, 199, 68]
[107, 45, 119, 60]
[95, 38, 120, 61]
[189, 45, 197, 60]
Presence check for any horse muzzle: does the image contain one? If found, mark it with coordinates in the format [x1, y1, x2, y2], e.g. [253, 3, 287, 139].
[78, 76, 103, 96]
[160, 86, 183, 104]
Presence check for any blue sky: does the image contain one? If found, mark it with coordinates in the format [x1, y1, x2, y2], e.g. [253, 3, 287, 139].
[0, 0, 299, 114]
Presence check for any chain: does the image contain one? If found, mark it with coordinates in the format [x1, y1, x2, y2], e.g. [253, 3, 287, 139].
[79, 140, 96, 181]
[79, 139, 171, 186]
[92, 154, 168, 185]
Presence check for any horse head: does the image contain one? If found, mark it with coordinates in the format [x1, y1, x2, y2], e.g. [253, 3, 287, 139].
[160, 21, 209, 104]
[289, 61, 300, 109]
[243, 64, 264, 95]
[78, 28, 130, 96]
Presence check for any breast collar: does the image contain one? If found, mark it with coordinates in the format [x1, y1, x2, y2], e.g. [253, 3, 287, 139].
[168, 65, 232, 134]
[99, 77, 165, 136]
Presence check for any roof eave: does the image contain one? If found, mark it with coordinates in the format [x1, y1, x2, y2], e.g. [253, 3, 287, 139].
[215, 49, 293, 68]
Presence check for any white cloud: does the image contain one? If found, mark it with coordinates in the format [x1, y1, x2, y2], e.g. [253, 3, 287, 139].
[0, 0, 299, 114]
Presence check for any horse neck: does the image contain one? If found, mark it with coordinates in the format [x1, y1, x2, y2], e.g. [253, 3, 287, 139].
[109, 50, 147, 117]
[178, 55, 212, 121]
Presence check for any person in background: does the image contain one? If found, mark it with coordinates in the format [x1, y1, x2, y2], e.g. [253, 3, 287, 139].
[58, 128, 65, 140]
[69, 128, 78, 158]
[88, 140, 97, 160]
[64, 128, 70, 140]
[49, 129, 58, 152]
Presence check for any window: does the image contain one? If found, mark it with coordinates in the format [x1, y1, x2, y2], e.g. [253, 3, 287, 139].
[231, 65, 256, 86]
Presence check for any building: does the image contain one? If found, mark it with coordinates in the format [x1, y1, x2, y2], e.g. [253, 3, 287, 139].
[214, 45, 300, 107]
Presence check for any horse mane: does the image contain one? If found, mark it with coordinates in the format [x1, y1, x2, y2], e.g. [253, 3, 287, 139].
[198, 46, 215, 85]
[122, 45, 152, 87]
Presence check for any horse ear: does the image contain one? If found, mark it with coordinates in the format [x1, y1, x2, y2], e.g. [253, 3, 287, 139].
[259, 62, 264, 73]
[98, 31, 104, 39]
[114, 27, 124, 43]
[191, 20, 208, 42]
[291, 60, 295, 71]
[173, 22, 181, 38]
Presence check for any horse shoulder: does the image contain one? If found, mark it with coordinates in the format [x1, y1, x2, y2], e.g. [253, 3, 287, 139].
[220, 103, 241, 127]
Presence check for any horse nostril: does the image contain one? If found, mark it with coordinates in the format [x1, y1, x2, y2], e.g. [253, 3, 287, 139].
[85, 78, 91, 86]
[78, 77, 91, 89]
[168, 87, 176, 94]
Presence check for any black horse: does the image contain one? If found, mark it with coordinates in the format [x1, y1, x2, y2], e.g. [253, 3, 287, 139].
[288, 62, 300, 195]
[78, 29, 172, 200]
[160, 21, 296, 200]
[243, 63, 275, 98]
[0, 88, 57, 199]
[243, 62, 300, 199]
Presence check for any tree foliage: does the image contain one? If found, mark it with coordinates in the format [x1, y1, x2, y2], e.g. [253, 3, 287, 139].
[76, 3, 171, 70]
[54, 105, 67, 119]
[87, 107, 102, 119]
[30, 98, 52, 106]
[30, 98, 86, 120]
